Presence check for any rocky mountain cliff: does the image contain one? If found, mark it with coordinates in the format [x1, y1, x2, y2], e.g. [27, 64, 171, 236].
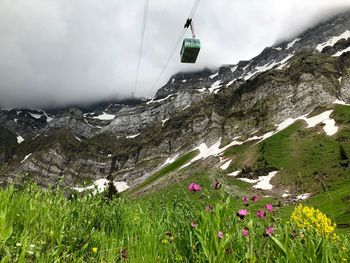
[1, 10, 350, 194]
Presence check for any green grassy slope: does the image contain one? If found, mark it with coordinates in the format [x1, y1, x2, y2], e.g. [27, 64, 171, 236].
[138, 104, 350, 231]
[131, 150, 199, 194]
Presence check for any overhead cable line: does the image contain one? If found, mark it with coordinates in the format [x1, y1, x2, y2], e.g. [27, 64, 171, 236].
[134, 0, 150, 97]
[150, 0, 201, 92]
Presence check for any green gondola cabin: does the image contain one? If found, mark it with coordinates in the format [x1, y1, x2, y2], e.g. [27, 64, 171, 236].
[180, 38, 201, 63]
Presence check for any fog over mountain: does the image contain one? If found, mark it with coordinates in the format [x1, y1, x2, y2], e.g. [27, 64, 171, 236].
[0, 0, 349, 108]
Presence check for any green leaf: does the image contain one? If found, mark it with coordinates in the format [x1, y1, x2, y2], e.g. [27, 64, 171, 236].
[316, 239, 324, 262]
[271, 236, 287, 258]
[0, 225, 13, 243]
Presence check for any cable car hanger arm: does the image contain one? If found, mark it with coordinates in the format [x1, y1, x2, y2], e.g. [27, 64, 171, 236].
[184, 18, 196, 38]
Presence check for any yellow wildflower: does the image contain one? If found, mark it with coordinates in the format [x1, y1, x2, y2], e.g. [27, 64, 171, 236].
[290, 204, 336, 238]
[92, 247, 98, 253]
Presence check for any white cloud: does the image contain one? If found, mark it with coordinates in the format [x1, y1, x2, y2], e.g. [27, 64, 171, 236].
[0, 0, 349, 108]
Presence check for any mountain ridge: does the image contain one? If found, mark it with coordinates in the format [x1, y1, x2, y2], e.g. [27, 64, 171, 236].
[0, 10, 350, 202]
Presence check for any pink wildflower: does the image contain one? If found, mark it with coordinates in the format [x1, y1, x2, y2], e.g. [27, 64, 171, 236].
[242, 196, 249, 204]
[218, 231, 223, 239]
[242, 228, 249, 237]
[265, 226, 274, 236]
[256, 209, 266, 218]
[237, 209, 249, 219]
[188, 183, 201, 192]
[238, 209, 248, 216]
[205, 205, 213, 213]
[265, 204, 273, 213]
[251, 195, 259, 202]
[191, 221, 198, 228]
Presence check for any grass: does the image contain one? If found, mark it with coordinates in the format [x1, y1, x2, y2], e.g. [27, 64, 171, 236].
[131, 150, 199, 194]
[0, 184, 349, 262]
[216, 105, 350, 232]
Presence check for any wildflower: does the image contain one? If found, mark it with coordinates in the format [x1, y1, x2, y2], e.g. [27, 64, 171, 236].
[218, 231, 223, 239]
[188, 183, 201, 192]
[92, 247, 97, 253]
[205, 205, 213, 212]
[265, 226, 274, 236]
[251, 195, 259, 202]
[133, 215, 141, 225]
[16, 243, 22, 247]
[120, 247, 128, 260]
[191, 221, 198, 228]
[265, 204, 273, 213]
[242, 228, 249, 237]
[290, 204, 336, 238]
[242, 196, 249, 204]
[165, 231, 174, 243]
[237, 209, 249, 219]
[212, 180, 221, 189]
[161, 239, 168, 244]
[256, 209, 266, 218]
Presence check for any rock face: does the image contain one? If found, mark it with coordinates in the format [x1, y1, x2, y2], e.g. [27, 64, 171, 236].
[1, 10, 350, 188]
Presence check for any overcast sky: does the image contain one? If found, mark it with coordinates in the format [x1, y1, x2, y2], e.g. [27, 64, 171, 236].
[0, 0, 350, 108]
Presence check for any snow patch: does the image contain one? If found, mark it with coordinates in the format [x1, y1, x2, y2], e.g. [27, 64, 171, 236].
[209, 72, 219, 79]
[219, 159, 232, 170]
[32, 134, 40, 140]
[21, 153, 32, 163]
[72, 179, 129, 195]
[181, 105, 190, 111]
[92, 112, 115, 120]
[303, 110, 338, 135]
[161, 118, 169, 126]
[231, 65, 238, 73]
[253, 171, 278, 190]
[161, 154, 179, 167]
[238, 177, 259, 184]
[226, 79, 236, 87]
[197, 87, 207, 92]
[228, 170, 240, 177]
[17, 135, 24, 144]
[333, 99, 350, 106]
[296, 193, 310, 200]
[282, 190, 290, 198]
[244, 54, 294, 80]
[316, 30, 350, 51]
[238, 171, 278, 190]
[333, 46, 350, 57]
[209, 80, 222, 93]
[14, 118, 18, 123]
[29, 113, 42, 119]
[181, 137, 242, 169]
[286, 38, 301, 50]
[246, 110, 338, 142]
[277, 53, 294, 69]
[146, 94, 174, 104]
[126, 133, 140, 139]
[182, 79, 187, 83]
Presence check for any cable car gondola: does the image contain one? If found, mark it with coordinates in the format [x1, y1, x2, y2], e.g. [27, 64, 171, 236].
[180, 18, 201, 63]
